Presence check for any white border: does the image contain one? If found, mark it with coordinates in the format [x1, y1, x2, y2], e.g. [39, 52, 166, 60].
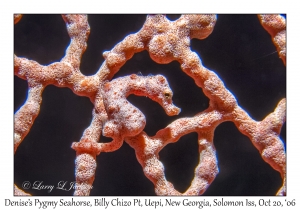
[2, 1, 299, 209]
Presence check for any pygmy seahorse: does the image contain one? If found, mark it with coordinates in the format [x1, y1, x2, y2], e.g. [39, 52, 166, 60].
[101, 74, 181, 141]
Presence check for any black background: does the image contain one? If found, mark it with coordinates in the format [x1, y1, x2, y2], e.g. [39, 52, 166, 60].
[14, 14, 286, 196]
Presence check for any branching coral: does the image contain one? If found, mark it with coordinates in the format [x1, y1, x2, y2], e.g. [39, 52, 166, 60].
[14, 14, 286, 196]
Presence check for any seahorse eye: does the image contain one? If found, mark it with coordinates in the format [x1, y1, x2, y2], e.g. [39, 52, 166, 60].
[164, 91, 172, 99]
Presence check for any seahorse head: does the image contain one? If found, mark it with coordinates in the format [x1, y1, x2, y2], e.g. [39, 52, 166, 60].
[146, 74, 181, 116]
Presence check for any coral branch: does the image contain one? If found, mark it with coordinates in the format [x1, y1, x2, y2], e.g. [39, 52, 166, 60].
[258, 15, 286, 65]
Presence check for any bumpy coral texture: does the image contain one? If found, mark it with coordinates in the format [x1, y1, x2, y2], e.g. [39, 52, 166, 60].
[14, 14, 286, 196]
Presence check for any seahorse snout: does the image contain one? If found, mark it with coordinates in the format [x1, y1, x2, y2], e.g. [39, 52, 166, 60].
[164, 104, 181, 116]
